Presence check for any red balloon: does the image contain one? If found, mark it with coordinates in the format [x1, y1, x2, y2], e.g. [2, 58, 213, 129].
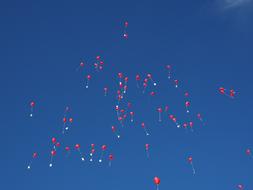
[52, 137, 56, 144]
[188, 156, 193, 163]
[75, 144, 80, 149]
[69, 118, 73, 123]
[56, 142, 60, 147]
[51, 150, 56, 156]
[153, 177, 160, 185]
[32, 152, 38, 158]
[102, 145, 107, 151]
[109, 154, 113, 160]
[30, 101, 35, 107]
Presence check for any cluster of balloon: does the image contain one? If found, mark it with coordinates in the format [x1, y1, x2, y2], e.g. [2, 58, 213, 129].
[187, 156, 196, 175]
[153, 177, 161, 190]
[94, 55, 104, 72]
[111, 125, 120, 139]
[29, 101, 35, 117]
[237, 184, 244, 190]
[75, 144, 85, 161]
[123, 21, 129, 39]
[141, 122, 150, 136]
[145, 144, 150, 158]
[246, 148, 253, 158]
[62, 117, 73, 134]
[99, 145, 107, 163]
[219, 87, 236, 98]
[108, 154, 114, 167]
[141, 73, 157, 95]
[89, 144, 95, 161]
[168, 114, 180, 128]
[27, 152, 38, 169]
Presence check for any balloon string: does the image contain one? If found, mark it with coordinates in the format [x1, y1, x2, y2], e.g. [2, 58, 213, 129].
[99, 151, 104, 162]
[158, 113, 162, 122]
[146, 150, 149, 158]
[191, 163, 196, 175]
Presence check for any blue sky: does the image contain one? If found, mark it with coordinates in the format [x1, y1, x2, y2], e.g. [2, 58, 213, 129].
[0, 0, 253, 190]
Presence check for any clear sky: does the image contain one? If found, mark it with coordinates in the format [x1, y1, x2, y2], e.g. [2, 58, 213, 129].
[1, 0, 253, 190]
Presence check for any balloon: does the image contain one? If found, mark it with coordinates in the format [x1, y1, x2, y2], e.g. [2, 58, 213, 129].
[49, 150, 56, 167]
[157, 107, 162, 122]
[29, 101, 35, 117]
[27, 152, 38, 169]
[123, 21, 129, 39]
[154, 177, 160, 185]
[187, 156, 195, 175]
[237, 184, 244, 190]
[85, 75, 91, 88]
[141, 122, 150, 136]
[145, 144, 150, 158]
[108, 154, 114, 167]
[75, 144, 85, 161]
[99, 145, 107, 163]
[111, 125, 120, 138]
[52, 137, 56, 144]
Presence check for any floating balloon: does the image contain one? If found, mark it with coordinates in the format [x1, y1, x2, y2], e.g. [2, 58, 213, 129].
[187, 156, 196, 175]
[75, 144, 85, 161]
[111, 125, 120, 138]
[145, 144, 150, 158]
[27, 152, 38, 170]
[185, 101, 190, 113]
[141, 122, 150, 136]
[65, 146, 70, 156]
[89, 144, 95, 161]
[246, 148, 252, 158]
[197, 113, 205, 126]
[123, 21, 129, 39]
[99, 145, 107, 163]
[136, 74, 141, 88]
[189, 121, 194, 132]
[49, 150, 56, 167]
[153, 177, 160, 190]
[108, 154, 114, 167]
[157, 107, 162, 122]
[237, 184, 244, 190]
[85, 74, 91, 88]
[76, 60, 85, 71]
[129, 111, 134, 122]
[166, 65, 172, 79]
[174, 80, 179, 88]
[29, 101, 35, 117]
[104, 87, 108, 96]
[147, 73, 157, 86]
